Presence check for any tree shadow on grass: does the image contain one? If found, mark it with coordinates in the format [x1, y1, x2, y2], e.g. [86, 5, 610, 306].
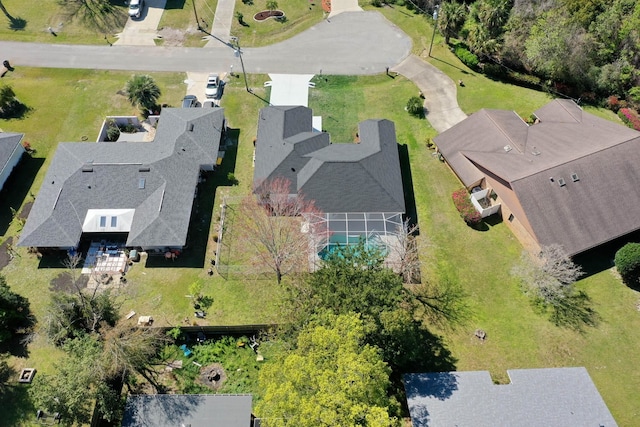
[545, 291, 600, 332]
[0, 380, 35, 427]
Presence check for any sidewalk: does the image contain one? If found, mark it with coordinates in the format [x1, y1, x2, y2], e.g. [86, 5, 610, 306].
[392, 55, 467, 133]
[205, 0, 235, 47]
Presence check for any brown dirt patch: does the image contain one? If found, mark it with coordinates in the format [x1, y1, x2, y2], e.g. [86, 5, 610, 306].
[0, 237, 13, 270]
[49, 272, 89, 293]
[197, 363, 227, 390]
[254, 10, 285, 21]
[157, 27, 199, 47]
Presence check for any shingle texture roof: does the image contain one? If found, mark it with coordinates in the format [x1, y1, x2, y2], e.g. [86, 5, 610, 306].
[404, 368, 618, 427]
[254, 106, 405, 213]
[0, 132, 24, 176]
[121, 394, 252, 427]
[19, 108, 224, 248]
[434, 99, 640, 255]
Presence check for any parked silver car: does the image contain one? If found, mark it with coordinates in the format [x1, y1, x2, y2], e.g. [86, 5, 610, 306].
[205, 73, 220, 99]
[128, 0, 145, 19]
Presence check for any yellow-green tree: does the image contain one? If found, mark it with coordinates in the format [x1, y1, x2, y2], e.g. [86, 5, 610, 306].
[256, 312, 398, 427]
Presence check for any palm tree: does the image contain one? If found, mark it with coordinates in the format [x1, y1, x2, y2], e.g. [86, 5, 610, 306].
[266, 0, 278, 13]
[438, 1, 467, 45]
[124, 74, 161, 111]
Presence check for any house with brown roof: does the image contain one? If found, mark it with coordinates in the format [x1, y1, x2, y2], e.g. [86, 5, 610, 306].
[434, 99, 640, 255]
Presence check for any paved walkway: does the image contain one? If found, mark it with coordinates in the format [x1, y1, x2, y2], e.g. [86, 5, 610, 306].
[392, 55, 467, 132]
[329, 0, 363, 18]
[205, 0, 235, 47]
[115, 0, 167, 46]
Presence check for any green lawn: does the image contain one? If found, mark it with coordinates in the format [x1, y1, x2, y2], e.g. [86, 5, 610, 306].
[0, 70, 282, 427]
[230, 0, 325, 47]
[0, 0, 128, 44]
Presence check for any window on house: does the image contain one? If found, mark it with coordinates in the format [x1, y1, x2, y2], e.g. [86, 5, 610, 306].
[100, 216, 107, 227]
[111, 216, 117, 228]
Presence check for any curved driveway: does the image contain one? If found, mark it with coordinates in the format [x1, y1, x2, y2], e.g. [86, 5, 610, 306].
[0, 12, 410, 75]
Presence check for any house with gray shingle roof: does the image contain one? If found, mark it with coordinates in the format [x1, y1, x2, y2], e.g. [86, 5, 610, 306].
[254, 106, 405, 254]
[121, 394, 253, 427]
[19, 108, 225, 251]
[434, 99, 640, 255]
[404, 368, 618, 427]
[0, 132, 25, 192]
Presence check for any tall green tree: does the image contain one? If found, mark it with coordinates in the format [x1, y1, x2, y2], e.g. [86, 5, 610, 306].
[124, 74, 161, 112]
[256, 313, 398, 427]
[438, 1, 467, 45]
[0, 275, 31, 344]
[29, 336, 103, 426]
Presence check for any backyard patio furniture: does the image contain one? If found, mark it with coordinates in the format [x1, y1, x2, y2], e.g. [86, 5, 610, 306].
[179, 344, 193, 357]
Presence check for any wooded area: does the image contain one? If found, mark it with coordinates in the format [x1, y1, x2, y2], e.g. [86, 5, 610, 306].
[399, 0, 640, 110]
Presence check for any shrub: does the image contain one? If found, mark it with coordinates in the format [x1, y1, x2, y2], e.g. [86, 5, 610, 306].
[406, 96, 424, 117]
[614, 243, 640, 287]
[235, 12, 244, 24]
[227, 172, 239, 185]
[106, 121, 121, 142]
[452, 188, 481, 226]
[618, 108, 640, 131]
[482, 63, 506, 79]
[454, 46, 478, 69]
[607, 95, 620, 112]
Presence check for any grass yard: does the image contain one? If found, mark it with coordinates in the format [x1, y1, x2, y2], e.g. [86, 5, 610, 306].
[0, 0, 128, 44]
[0, 69, 282, 427]
[230, 0, 325, 47]
[310, 71, 639, 424]
[156, 0, 212, 47]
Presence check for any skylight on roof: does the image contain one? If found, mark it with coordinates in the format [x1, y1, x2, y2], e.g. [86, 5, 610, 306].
[558, 178, 566, 187]
[571, 173, 579, 182]
[139, 178, 146, 189]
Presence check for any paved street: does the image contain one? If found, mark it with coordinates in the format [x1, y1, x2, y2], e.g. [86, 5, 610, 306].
[0, 12, 410, 75]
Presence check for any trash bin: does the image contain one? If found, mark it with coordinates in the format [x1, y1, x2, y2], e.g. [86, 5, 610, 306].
[129, 249, 139, 262]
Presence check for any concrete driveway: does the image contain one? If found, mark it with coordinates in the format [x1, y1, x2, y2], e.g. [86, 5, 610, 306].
[115, 0, 167, 46]
[392, 55, 467, 132]
[185, 71, 229, 106]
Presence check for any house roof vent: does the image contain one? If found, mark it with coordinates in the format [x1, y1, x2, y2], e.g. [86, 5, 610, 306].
[82, 164, 93, 172]
[139, 166, 150, 172]
[503, 145, 512, 152]
[531, 146, 541, 156]
[558, 178, 566, 187]
[571, 173, 579, 182]
[188, 123, 194, 132]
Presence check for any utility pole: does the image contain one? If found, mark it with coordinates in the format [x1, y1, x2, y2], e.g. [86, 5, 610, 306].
[231, 36, 252, 93]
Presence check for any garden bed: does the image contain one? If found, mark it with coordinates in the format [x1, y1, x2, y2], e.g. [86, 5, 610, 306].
[254, 10, 285, 21]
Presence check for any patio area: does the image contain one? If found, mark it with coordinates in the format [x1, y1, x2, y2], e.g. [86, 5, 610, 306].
[82, 242, 128, 275]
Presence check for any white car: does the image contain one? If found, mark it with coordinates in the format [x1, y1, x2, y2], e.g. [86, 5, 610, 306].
[128, 0, 145, 18]
[205, 74, 220, 99]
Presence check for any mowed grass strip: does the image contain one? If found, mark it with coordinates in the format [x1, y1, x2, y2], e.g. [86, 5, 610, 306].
[230, 0, 325, 47]
[0, 0, 128, 44]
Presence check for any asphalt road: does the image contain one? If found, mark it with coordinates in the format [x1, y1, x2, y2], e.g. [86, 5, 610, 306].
[0, 12, 411, 75]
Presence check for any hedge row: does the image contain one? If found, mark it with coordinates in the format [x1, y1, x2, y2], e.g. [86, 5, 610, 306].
[618, 108, 640, 131]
